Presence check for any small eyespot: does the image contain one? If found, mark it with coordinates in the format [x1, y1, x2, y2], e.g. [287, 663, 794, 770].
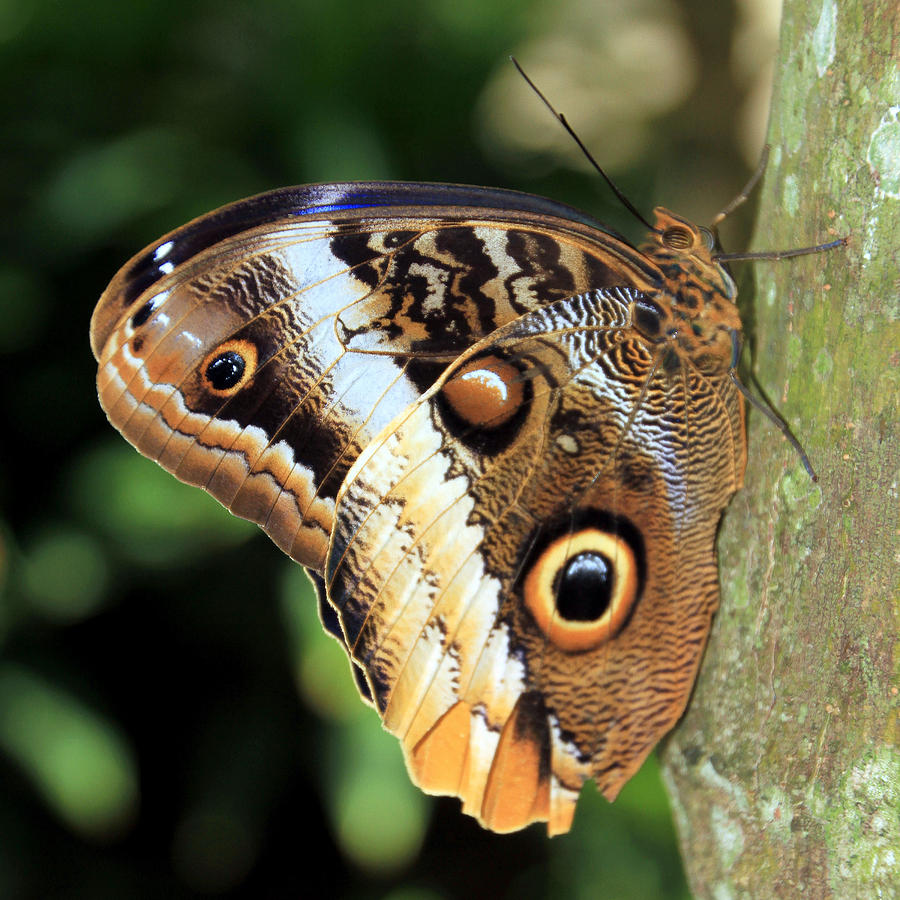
[662, 225, 694, 250]
[200, 339, 258, 396]
[522, 526, 640, 652]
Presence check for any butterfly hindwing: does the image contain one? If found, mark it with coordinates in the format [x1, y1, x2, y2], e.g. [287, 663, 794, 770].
[325, 284, 744, 833]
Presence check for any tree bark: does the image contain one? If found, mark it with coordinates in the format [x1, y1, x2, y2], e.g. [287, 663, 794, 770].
[660, 1, 900, 897]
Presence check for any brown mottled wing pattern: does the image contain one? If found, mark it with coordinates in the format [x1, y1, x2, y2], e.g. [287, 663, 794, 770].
[326, 263, 745, 833]
[92, 182, 747, 835]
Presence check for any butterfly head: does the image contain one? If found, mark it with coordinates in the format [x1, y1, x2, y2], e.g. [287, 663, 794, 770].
[635, 208, 741, 375]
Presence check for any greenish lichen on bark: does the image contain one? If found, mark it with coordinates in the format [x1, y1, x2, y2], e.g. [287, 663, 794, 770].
[659, 1, 900, 898]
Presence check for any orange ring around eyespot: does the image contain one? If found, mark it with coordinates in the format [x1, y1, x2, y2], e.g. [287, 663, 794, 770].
[200, 339, 258, 397]
[522, 528, 639, 653]
[441, 355, 524, 429]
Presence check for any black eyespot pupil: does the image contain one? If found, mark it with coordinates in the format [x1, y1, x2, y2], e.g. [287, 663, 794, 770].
[556, 552, 613, 621]
[131, 298, 158, 329]
[205, 350, 245, 390]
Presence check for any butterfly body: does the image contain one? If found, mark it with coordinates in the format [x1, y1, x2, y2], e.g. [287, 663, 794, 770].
[92, 182, 746, 834]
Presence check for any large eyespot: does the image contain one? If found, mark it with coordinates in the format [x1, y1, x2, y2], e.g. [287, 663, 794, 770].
[523, 526, 641, 652]
[440, 355, 525, 430]
[661, 225, 695, 250]
[200, 339, 258, 397]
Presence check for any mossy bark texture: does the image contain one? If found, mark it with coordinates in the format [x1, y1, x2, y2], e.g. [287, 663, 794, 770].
[660, 1, 900, 897]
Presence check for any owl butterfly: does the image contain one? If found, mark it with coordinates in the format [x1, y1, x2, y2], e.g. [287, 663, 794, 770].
[91, 156, 839, 834]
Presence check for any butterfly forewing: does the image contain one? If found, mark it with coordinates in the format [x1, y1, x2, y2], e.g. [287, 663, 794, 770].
[92, 184, 664, 573]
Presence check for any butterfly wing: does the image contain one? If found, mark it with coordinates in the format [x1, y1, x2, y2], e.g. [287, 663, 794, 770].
[92, 185, 746, 835]
[91, 183, 661, 571]
[325, 286, 745, 834]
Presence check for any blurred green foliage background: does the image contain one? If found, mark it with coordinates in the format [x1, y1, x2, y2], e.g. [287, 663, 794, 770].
[0, 0, 782, 896]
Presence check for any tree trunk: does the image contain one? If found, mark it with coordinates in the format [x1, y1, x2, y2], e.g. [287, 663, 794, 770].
[660, 0, 900, 897]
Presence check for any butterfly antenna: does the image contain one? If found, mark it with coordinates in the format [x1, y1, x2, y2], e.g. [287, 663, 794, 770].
[728, 331, 817, 481]
[511, 57, 655, 233]
[710, 145, 770, 231]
